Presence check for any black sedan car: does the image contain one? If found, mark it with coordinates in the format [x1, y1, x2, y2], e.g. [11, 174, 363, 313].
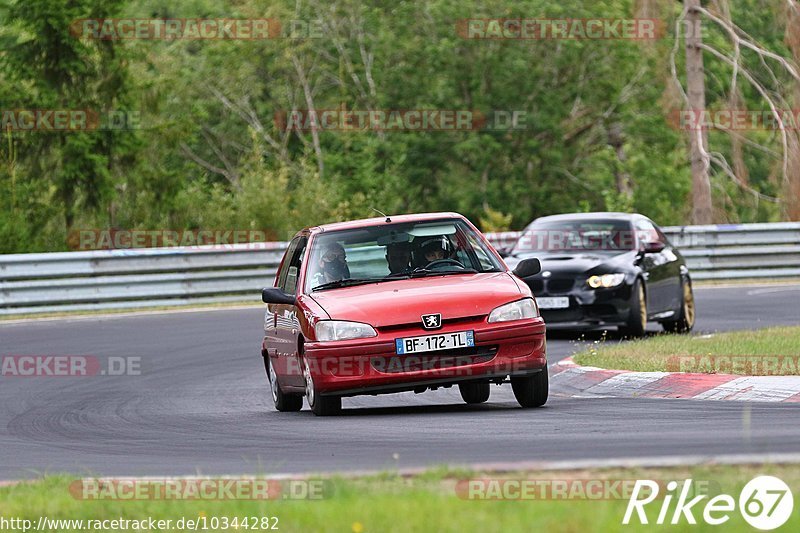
[502, 212, 695, 336]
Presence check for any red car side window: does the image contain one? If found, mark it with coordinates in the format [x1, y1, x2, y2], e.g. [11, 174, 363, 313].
[276, 237, 300, 291]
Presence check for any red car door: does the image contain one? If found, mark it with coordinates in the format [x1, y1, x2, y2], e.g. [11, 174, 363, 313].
[264, 236, 305, 388]
[273, 235, 308, 388]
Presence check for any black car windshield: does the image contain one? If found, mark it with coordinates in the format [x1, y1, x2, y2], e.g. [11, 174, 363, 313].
[512, 219, 636, 253]
[305, 219, 504, 292]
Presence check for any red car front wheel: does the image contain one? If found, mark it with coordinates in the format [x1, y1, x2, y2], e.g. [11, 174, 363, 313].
[264, 355, 303, 412]
[459, 382, 490, 404]
[511, 370, 548, 408]
[304, 359, 342, 416]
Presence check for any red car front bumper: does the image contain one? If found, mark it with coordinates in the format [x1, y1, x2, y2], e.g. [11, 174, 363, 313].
[303, 318, 546, 397]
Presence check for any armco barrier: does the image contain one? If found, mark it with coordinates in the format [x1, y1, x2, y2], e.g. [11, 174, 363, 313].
[486, 222, 800, 281]
[1, 223, 799, 316]
[0, 244, 286, 316]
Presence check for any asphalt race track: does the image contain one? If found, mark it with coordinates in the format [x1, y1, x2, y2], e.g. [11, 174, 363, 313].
[1, 284, 799, 480]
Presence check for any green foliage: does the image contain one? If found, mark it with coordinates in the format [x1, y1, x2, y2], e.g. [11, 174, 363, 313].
[479, 207, 513, 232]
[0, 0, 796, 252]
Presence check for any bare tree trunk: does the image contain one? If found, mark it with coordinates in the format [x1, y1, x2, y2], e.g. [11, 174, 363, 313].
[480, 164, 490, 211]
[788, 137, 800, 221]
[292, 55, 325, 180]
[608, 122, 633, 199]
[786, 1, 800, 220]
[685, 0, 713, 223]
[715, 0, 749, 189]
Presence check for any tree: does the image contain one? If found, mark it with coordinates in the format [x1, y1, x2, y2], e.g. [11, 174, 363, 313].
[1, 0, 136, 230]
[683, 0, 713, 224]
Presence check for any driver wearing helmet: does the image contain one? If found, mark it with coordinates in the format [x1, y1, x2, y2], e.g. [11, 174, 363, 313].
[310, 242, 350, 287]
[420, 236, 452, 264]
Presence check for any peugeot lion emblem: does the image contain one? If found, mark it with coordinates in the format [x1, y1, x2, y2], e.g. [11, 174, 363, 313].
[541, 271, 552, 278]
[421, 313, 442, 330]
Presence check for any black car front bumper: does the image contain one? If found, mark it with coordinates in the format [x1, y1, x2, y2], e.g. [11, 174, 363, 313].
[524, 277, 636, 328]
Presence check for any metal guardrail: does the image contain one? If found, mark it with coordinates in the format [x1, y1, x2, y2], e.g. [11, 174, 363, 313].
[1, 223, 799, 316]
[486, 222, 800, 281]
[0, 244, 287, 316]
[663, 223, 800, 280]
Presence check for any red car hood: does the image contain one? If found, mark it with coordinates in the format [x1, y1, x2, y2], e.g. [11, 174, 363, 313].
[309, 272, 523, 327]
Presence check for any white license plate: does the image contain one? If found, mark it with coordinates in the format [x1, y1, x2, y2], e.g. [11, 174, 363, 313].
[537, 297, 570, 309]
[395, 330, 475, 355]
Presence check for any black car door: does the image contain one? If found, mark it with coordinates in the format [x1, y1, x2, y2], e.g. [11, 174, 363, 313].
[634, 218, 676, 314]
[654, 225, 683, 312]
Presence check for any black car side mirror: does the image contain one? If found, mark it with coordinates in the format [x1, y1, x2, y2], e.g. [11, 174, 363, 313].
[642, 241, 666, 254]
[262, 287, 296, 305]
[496, 247, 510, 258]
[512, 258, 541, 278]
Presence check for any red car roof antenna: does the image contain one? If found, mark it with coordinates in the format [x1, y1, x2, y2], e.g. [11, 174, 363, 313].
[371, 208, 391, 223]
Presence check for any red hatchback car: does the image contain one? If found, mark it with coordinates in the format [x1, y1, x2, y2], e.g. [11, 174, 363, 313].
[260, 212, 547, 415]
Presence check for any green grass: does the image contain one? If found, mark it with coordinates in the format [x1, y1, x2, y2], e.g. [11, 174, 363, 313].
[0, 301, 259, 322]
[1, 464, 799, 532]
[573, 326, 800, 374]
[692, 277, 800, 287]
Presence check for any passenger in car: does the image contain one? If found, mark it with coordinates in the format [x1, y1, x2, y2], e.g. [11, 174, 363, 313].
[310, 242, 350, 287]
[386, 242, 413, 275]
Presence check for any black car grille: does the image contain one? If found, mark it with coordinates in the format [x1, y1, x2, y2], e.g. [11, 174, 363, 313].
[546, 278, 575, 293]
[371, 346, 498, 373]
[526, 277, 575, 294]
[527, 279, 545, 293]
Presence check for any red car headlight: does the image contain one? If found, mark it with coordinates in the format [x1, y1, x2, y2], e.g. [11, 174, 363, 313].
[488, 298, 539, 323]
[315, 320, 378, 342]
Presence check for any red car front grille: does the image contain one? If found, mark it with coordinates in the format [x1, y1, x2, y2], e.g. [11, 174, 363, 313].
[376, 315, 486, 334]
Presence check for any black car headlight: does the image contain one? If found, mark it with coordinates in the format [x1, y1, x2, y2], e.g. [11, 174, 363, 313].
[587, 273, 625, 289]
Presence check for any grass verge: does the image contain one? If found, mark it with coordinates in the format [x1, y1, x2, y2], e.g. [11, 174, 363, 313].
[1, 464, 799, 532]
[572, 326, 800, 374]
[0, 301, 259, 322]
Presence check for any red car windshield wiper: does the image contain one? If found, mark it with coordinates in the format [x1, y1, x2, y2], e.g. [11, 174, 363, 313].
[312, 277, 390, 291]
[407, 267, 479, 278]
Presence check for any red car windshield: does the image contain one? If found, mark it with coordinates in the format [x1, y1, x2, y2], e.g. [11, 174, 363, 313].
[305, 219, 504, 292]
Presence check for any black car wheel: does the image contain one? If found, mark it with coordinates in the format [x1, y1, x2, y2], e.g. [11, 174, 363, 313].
[459, 382, 490, 404]
[304, 359, 342, 416]
[619, 278, 647, 337]
[511, 370, 548, 408]
[264, 355, 303, 412]
[662, 280, 696, 333]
